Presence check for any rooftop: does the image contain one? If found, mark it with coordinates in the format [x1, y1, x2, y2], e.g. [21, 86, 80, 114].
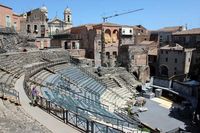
[0, 3, 12, 10]
[139, 41, 155, 45]
[173, 28, 200, 35]
[158, 26, 183, 32]
[160, 43, 184, 50]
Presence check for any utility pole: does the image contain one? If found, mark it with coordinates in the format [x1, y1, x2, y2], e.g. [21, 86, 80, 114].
[101, 8, 144, 66]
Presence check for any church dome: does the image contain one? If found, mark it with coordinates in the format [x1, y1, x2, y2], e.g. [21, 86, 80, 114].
[40, 6, 48, 12]
[64, 8, 71, 13]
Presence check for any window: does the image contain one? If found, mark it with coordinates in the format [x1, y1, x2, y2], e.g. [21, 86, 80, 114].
[13, 22, 17, 31]
[106, 52, 110, 59]
[113, 51, 117, 58]
[161, 50, 163, 54]
[34, 25, 38, 33]
[27, 25, 31, 33]
[166, 51, 168, 54]
[166, 58, 168, 62]
[130, 30, 132, 33]
[5, 16, 11, 27]
[188, 58, 190, 62]
[174, 72, 177, 75]
[41, 25, 45, 37]
[67, 15, 70, 22]
[72, 42, 76, 49]
[98, 41, 101, 46]
[175, 58, 177, 63]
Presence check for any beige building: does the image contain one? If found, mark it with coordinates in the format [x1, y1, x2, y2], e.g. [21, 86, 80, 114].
[20, 6, 50, 49]
[158, 43, 194, 78]
[48, 8, 72, 36]
[20, 6, 49, 38]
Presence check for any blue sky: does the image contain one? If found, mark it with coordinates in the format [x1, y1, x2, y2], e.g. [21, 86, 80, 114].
[0, 0, 199, 30]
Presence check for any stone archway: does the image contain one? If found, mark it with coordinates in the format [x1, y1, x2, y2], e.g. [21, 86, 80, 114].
[160, 65, 168, 77]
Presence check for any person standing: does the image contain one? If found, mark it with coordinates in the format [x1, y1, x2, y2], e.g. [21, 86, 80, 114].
[31, 86, 38, 106]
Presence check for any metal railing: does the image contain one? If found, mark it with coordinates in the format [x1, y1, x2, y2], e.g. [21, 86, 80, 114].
[24, 81, 124, 133]
[0, 82, 20, 104]
[24, 62, 142, 133]
[32, 76, 109, 111]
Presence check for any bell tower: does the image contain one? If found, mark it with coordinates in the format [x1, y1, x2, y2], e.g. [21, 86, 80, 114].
[64, 7, 72, 23]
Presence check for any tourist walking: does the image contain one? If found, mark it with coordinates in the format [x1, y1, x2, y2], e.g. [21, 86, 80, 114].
[31, 86, 38, 106]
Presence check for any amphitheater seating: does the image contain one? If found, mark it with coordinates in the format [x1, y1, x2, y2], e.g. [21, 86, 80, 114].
[0, 49, 70, 105]
[0, 49, 141, 132]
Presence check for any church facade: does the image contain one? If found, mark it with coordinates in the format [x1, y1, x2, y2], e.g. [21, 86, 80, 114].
[48, 8, 72, 36]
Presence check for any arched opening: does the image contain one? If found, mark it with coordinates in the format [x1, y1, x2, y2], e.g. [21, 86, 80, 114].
[104, 29, 111, 44]
[160, 65, 168, 77]
[149, 65, 156, 76]
[112, 29, 118, 43]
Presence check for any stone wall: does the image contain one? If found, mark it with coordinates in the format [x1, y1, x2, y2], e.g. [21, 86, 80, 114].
[67, 49, 86, 57]
[153, 77, 170, 88]
[172, 81, 198, 97]
[152, 77, 199, 98]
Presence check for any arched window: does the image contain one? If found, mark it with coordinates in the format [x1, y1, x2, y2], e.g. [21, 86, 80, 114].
[112, 30, 118, 43]
[67, 15, 70, 22]
[104, 29, 111, 44]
